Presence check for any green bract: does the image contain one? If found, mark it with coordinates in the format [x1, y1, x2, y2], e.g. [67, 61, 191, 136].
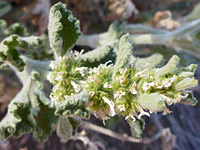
[0, 2, 198, 141]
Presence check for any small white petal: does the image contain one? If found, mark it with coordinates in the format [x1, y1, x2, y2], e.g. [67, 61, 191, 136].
[102, 96, 116, 117]
[114, 91, 126, 99]
[130, 82, 137, 94]
[70, 80, 81, 93]
[104, 82, 113, 88]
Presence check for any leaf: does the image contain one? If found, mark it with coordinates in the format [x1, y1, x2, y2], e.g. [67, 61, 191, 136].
[48, 2, 81, 58]
[132, 53, 164, 69]
[0, 34, 42, 71]
[54, 91, 90, 119]
[137, 93, 166, 112]
[0, 78, 35, 140]
[0, 73, 57, 141]
[127, 118, 145, 139]
[0, 1, 11, 17]
[81, 45, 115, 67]
[99, 21, 125, 46]
[172, 78, 198, 91]
[56, 116, 73, 140]
[3, 23, 29, 37]
[113, 33, 132, 75]
[155, 55, 180, 78]
[33, 92, 58, 141]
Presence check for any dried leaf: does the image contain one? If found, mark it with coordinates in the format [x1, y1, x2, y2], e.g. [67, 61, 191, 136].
[151, 10, 180, 30]
[106, 0, 139, 21]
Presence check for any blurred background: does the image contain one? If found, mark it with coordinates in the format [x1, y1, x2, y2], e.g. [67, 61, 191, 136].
[0, 0, 200, 150]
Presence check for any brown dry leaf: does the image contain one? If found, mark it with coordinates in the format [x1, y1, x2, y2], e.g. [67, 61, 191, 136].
[151, 10, 180, 30]
[21, 0, 51, 35]
[106, 0, 139, 22]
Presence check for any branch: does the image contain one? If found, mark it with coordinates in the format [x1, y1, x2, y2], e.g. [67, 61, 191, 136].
[81, 121, 172, 144]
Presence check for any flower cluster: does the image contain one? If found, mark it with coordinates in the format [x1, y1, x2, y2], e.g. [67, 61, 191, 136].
[48, 53, 198, 125]
[48, 51, 86, 105]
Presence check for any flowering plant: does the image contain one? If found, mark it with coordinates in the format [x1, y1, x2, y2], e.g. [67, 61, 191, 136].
[0, 2, 198, 141]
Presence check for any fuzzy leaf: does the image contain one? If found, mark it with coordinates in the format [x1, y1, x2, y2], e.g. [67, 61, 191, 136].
[0, 1, 11, 17]
[54, 91, 90, 119]
[48, 2, 81, 57]
[137, 93, 166, 112]
[0, 74, 57, 141]
[155, 55, 180, 78]
[113, 33, 132, 74]
[180, 92, 198, 106]
[127, 118, 145, 139]
[0, 35, 42, 71]
[172, 77, 198, 91]
[4, 23, 29, 37]
[132, 53, 164, 69]
[57, 117, 73, 140]
[0, 78, 34, 140]
[99, 22, 125, 46]
[81, 45, 115, 67]
[33, 93, 58, 141]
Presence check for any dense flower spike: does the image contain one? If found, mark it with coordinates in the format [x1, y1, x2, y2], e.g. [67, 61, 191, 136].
[0, 2, 198, 141]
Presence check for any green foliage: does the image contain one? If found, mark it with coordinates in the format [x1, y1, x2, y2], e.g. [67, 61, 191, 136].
[127, 118, 145, 139]
[48, 2, 81, 58]
[0, 2, 198, 142]
[81, 45, 115, 67]
[113, 33, 132, 75]
[0, 35, 42, 71]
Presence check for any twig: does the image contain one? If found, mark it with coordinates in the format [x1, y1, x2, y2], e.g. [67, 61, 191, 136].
[81, 121, 171, 144]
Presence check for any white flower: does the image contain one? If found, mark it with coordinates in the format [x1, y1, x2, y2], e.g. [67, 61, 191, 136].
[116, 75, 126, 84]
[49, 61, 56, 70]
[130, 82, 137, 94]
[103, 82, 113, 88]
[134, 69, 147, 78]
[75, 67, 87, 77]
[55, 93, 62, 102]
[125, 113, 136, 121]
[114, 90, 126, 99]
[70, 80, 81, 93]
[142, 82, 151, 92]
[162, 108, 172, 115]
[52, 82, 61, 93]
[161, 94, 173, 105]
[162, 75, 177, 88]
[136, 105, 150, 119]
[89, 91, 95, 98]
[173, 93, 189, 103]
[47, 72, 54, 83]
[55, 72, 64, 81]
[152, 81, 163, 89]
[119, 68, 127, 75]
[102, 96, 116, 117]
[117, 104, 126, 112]
[87, 75, 96, 83]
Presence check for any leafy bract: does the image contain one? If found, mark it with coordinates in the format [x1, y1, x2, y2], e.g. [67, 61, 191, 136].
[48, 2, 81, 58]
[127, 118, 145, 139]
[81, 45, 115, 67]
[54, 91, 90, 119]
[113, 33, 132, 74]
